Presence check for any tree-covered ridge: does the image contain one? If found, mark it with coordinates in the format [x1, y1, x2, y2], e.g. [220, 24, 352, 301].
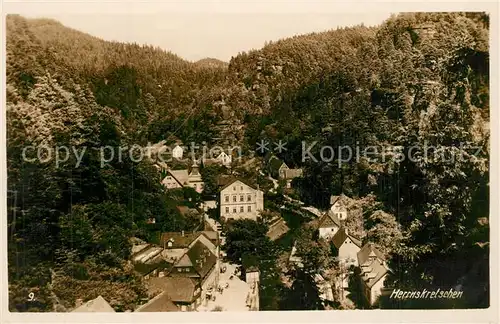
[6, 11, 489, 310]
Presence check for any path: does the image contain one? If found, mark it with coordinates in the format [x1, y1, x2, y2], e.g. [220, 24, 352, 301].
[197, 262, 250, 312]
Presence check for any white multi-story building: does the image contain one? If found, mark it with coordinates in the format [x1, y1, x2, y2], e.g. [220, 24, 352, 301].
[219, 180, 264, 221]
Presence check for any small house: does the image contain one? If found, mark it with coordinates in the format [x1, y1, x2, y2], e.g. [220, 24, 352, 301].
[332, 227, 362, 266]
[329, 194, 350, 220]
[317, 211, 341, 239]
[357, 243, 390, 306]
[172, 144, 184, 160]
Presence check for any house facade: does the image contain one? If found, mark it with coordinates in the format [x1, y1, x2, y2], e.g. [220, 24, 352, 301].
[317, 210, 341, 239]
[219, 180, 264, 221]
[357, 243, 390, 306]
[215, 152, 232, 167]
[161, 166, 204, 193]
[332, 227, 362, 266]
[161, 169, 188, 189]
[172, 145, 184, 159]
[330, 194, 349, 221]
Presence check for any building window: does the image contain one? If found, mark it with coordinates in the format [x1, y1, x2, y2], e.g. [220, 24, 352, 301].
[225, 195, 229, 202]
[233, 195, 237, 202]
[177, 268, 182, 272]
[225, 207, 229, 213]
[247, 195, 252, 202]
[240, 206, 244, 212]
[240, 195, 244, 202]
[233, 208, 237, 213]
[233, 186, 236, 191]
[240, 186, 243, 190]
[248, 206, 252, 212]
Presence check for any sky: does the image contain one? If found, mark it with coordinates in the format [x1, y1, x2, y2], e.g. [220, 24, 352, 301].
[5, 2, 395, 62]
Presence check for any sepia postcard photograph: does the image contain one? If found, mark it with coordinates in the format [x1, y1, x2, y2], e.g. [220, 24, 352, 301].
[1, 0, 498, 323]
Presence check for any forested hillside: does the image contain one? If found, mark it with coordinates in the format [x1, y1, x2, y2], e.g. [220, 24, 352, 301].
[6, 12, 489, 311]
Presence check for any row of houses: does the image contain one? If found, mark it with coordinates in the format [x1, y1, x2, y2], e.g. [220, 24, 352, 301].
[288, 192, 390, 307]
[130, 230, 221, 312]
[170, 143, 233, 168]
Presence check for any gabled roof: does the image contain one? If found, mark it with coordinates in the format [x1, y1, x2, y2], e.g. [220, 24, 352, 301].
[357, 243, 385, 266]
[186, 240, 217, 279]
[159, 231, 217, 249]
[160, 232, 200, 249]
[332, 227, 362, 248]
[330, 193, 349, 205]
[220, 179, 257, 192]
[176, 253, 194, 267]
[318, 210, 341, 228]
[268, 155, 288, 174]
[266, 218, 290, 241]
[146, 277, 199, 303]
[135, 291, 179, 312]
[217, 175, 237, 187]
[167, 169, 189, 185]
[360, 257, 390, 288]
[72, 296, 115, 312]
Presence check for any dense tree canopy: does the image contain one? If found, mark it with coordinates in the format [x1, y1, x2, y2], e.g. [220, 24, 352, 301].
[6, 12, 489, 310]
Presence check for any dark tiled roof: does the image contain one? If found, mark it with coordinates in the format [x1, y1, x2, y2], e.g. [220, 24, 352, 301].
[357, 243, 385, 266]
[186, 241, 217, 279]
[159, 231, 218, 250]
[332, 227, 362, 248]
[145, 276, 199, 303]
[216, 175, 237, 187]
[159, 232, 200, 249]
[360, 257, 389, 288]
[266, 219, 290, 241]
[330, 193, 348, 205]
[318, 210, 341, 228]
[135, 292, 179, 312]
[134, 259, 172, 276]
